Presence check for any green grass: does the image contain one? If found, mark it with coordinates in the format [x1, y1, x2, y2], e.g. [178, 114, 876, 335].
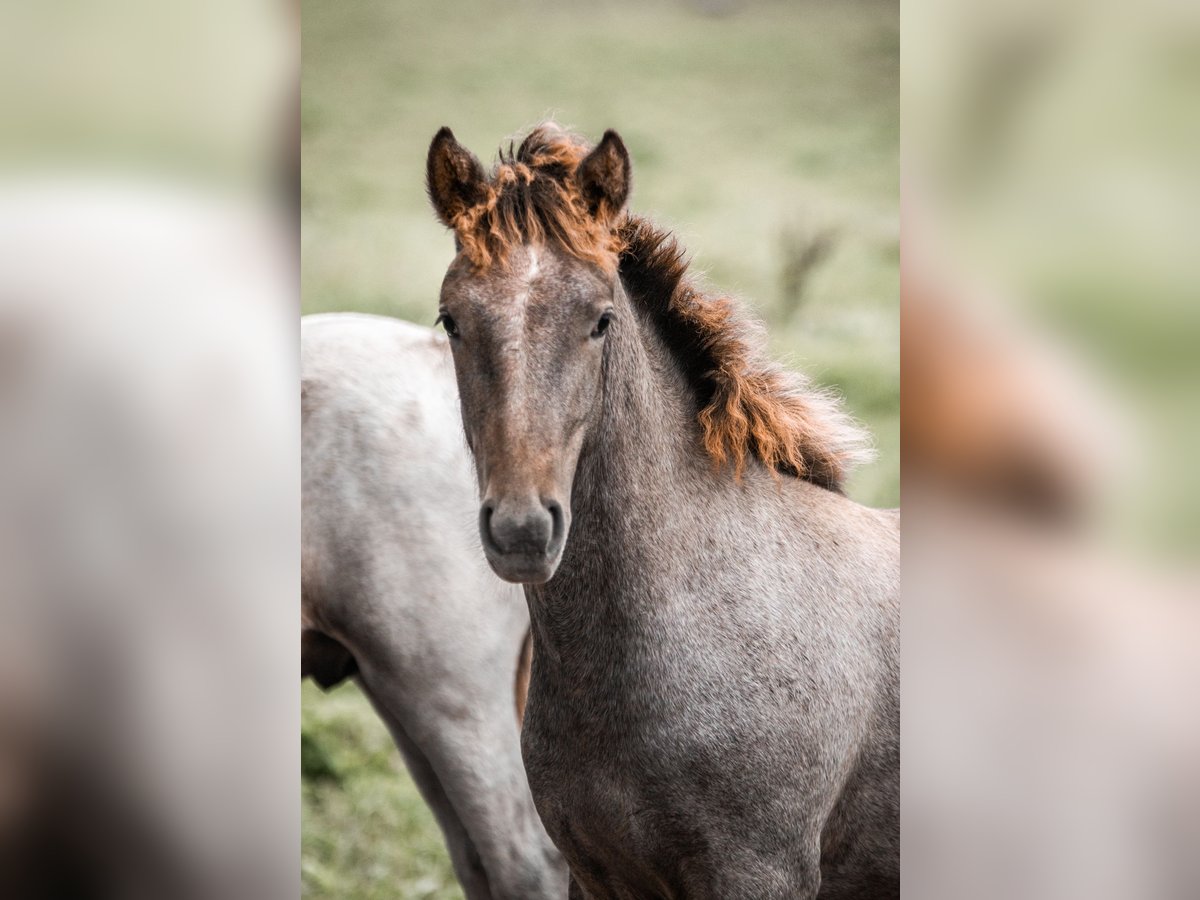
[302, 1, 897, 896]
[302, 681, 463, 899]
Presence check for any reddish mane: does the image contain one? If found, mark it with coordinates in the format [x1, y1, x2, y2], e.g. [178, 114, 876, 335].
[443, 124, 873, 490]
[441, 124, 621, 272]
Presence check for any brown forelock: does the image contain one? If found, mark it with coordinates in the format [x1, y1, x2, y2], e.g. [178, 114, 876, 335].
[448, 124, 624, 272]
[616, 216, 872, 491]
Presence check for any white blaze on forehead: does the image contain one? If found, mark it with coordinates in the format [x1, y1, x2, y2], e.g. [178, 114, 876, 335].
[500, 246, 536, 358]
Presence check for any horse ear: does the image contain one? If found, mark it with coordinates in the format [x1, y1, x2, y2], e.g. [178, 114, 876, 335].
[426, 127, 486, 228]
[576, 129, 631, 222]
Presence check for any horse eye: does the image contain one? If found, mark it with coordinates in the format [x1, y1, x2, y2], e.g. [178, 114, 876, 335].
[435, 312, 460, 338]
[591, 311, 613, 339]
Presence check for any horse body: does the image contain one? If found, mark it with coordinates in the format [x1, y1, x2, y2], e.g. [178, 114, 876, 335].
[425, 123, 899, 898]
[301, 312, 566, 900]
[520, 282, 900, 900]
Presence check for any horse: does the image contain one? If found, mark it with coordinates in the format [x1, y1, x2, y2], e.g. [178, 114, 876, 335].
[301, 312, 567, 900]
[423, 123, 900, 899]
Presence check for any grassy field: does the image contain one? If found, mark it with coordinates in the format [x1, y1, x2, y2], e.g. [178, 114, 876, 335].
[302, 0, 897, 896]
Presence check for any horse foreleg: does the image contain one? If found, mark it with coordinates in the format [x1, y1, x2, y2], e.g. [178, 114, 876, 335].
[357, 679, 496, 899]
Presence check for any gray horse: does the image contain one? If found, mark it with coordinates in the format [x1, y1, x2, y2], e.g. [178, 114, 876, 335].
[425, 124, 900, 899]
[301, 313, 566, 900]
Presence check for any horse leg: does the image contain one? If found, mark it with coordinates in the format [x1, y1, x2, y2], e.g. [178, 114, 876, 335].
[393, 700, 564, 900]
[356, 678, 495, 900]
[357, 658, 564, 900]
[514, 628, 533, 724]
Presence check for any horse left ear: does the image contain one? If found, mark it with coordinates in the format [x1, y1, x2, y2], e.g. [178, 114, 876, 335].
[576, 130, 631, 222]
[427, 126, 487, 229]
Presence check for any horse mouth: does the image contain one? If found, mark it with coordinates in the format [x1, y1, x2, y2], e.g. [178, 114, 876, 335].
[483, 547, 562, 585]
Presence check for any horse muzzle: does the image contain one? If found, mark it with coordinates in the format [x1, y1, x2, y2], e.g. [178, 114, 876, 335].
[479, 496, 566, 584]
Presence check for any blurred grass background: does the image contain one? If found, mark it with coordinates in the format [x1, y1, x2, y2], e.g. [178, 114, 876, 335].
[302, 0, 897, 896]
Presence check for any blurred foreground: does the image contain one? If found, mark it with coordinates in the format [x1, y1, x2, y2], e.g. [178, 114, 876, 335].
[0, 1, 298, 897]
[903, 0, 1200, 896]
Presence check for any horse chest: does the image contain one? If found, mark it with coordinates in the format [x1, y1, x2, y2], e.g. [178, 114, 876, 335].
[523, 705, 768, 899]
[522, 583, 852, 895]
[532, 761, 695, 899]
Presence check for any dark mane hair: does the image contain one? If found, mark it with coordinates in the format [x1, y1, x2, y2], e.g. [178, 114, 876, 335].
[446, 124, 873, 490]
[616, 218, 873, 490]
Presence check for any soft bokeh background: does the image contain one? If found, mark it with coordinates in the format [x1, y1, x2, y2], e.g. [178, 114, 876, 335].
[903, 0, 1200, 897]
[904, 0, 1200, 555]
[301, 0, 898, 896]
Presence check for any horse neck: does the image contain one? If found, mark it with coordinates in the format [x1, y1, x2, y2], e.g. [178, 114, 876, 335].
[526, 280, 707, 657]
[589, 291, 695, 495]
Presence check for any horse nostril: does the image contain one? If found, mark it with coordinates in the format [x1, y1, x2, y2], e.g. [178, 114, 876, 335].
[479, 502, 498, 553]
[545, 501, 564, 550]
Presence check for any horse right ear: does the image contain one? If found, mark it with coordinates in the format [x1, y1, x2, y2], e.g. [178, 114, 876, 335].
[576, 129, 631, 223]
[427, 127, 486, 229]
